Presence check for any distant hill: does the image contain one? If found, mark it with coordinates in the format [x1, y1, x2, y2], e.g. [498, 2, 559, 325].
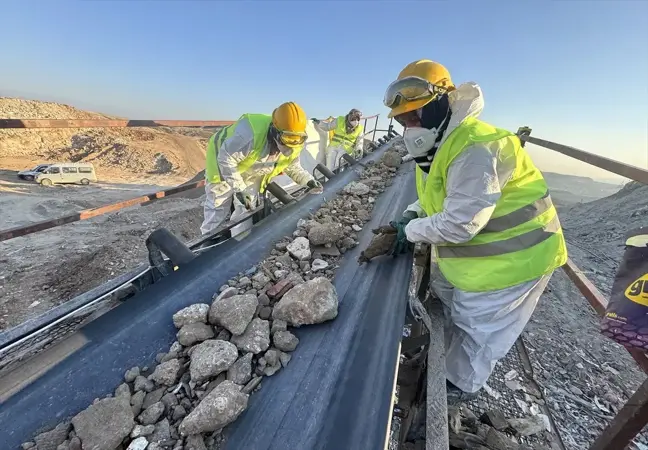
[0, 97, 218, 183]
[542, 172, 622, 207]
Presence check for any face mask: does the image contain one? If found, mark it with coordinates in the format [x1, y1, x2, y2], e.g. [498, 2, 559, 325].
[276, 142, 295, 157]
[349, 120, 359, 127]
[402, 126, 440, 158]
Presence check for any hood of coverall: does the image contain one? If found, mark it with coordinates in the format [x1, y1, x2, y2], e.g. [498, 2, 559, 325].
[403, 82, 485, 171]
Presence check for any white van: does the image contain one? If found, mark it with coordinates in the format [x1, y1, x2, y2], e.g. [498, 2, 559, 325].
[35, 163, 97, 186]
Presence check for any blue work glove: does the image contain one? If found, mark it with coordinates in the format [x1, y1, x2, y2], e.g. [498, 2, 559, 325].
[389, 210, 418, 256]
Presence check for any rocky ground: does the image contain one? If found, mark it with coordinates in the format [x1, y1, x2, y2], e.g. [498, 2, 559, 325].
[20, 149, 404, 450]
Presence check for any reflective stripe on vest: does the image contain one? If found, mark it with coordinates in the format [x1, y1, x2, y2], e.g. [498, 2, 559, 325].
[331, 116, 363, 153]
[205, 114, 304, 192]
[415, 117, 568, 292]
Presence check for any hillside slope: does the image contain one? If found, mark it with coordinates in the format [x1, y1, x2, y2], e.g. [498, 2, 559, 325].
[0, 98, 215, 182]
[543, 171, 622, 206]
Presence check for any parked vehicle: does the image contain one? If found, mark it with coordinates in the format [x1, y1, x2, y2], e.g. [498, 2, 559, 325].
[17, 164, 52, 181]
[35, 163, 97, 186]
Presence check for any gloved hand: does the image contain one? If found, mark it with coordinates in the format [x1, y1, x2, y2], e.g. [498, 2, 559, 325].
[307, 179, 323, 194]
[358, 225, 397, 264]
[235, 191, 254, 210]
[389, 210, 418, 255]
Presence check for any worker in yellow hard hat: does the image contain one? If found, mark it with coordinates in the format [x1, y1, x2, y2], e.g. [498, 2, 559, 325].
[313, 109, 365, 170]
[201, 102, 323, 236]
[381, 60, 568, 403]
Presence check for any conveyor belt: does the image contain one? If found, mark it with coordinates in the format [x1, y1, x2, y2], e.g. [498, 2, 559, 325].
[225, 163, 415, 450]
[1, 144, 415, 449]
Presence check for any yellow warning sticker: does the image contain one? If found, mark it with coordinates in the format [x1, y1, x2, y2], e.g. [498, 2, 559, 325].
[625, 273, 648, 306]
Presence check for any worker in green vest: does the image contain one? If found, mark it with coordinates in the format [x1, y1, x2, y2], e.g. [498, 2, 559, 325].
[201, 101, 323, 236]
[313, 109, 365, 170]
[382, 60, 568, 404]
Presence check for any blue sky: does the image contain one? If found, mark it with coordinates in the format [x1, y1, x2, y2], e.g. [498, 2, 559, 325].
[1, 1, 646, 180]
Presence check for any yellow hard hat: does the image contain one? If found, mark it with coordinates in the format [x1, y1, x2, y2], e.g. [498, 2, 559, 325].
[384, 60, 455, 118]
[272, 101, 308, 148]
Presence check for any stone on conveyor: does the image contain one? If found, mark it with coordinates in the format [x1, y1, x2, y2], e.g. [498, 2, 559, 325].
[114, 383, 131, 401]
[271, 319, 287, 334]
[179, 381, 248, 435]
[272, 330, 299, 352]
[508, 416, 545, 437]
[71, 397, 134, 450]
[279, 351, 292, 368]
[189, 340, 238, 383]
[133, 375, 154, 393]
[33, 422, 71, 450]
[343, 182, 370, 196]
[138, 401, 165, 425]
[381, 150, 402, 167]
[149, 358, 182, 386]
[126, 437, 148, 450]
[214, 287, 238, 302]
[307, 223, 346, 246]
[272, 277, 338, 327]
[172, 303, 210, 328]
[131, 391, 146, 416]
[185, 434, 208, 450]
[480, 409, 509, 431]
[311, 258, 329, 272]
[230, 318, 270, 354]
[287, 237, 311, 261]
[149, 418, 171, 443]
[125, 366, 140, 383]
[262, 349, 282, 376]
[227, 353, 253, 385]
[266, 279, 294, 300]
[208, 293, 257, 336]
[131, 424, 155, 438]
[177, 322, 214, 346]
[142, 387, 165, 410]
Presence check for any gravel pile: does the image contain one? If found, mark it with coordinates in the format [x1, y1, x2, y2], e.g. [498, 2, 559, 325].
[22, 146, 405, 450]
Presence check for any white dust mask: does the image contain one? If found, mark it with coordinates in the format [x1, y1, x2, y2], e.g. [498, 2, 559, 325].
[402, 126, 440, 159]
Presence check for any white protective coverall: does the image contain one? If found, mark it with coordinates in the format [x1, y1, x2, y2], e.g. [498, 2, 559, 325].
[201, 117, 314, 238]
[315, 119, 364, 171]
[404, 82, 553, 393]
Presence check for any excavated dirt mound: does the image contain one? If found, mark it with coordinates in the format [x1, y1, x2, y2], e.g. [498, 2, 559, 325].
[0, 97, 216, 183]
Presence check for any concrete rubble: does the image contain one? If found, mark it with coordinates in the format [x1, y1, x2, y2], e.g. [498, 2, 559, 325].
[24, 144, 404, 450]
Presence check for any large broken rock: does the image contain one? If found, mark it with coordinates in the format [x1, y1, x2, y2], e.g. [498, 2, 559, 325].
[33, 422, 71, 450]
[272, 277, 338, 327]
[71, 397, 134, 450]
[343, 182, 370, 196]
[307, 223, 345, 245]
[286, 237, 311, 260]
[480, 410, 508, 431]
[149, 358, 182, 386]
[208, 294, 257, 336]
[227, 353, 253, 385]
[179, 381, 248, 435]
[189, 340, 239, 383]
[177, 322, 214, 346]
[230, 318, 270, 354]
[138, 401, 165, 425]
[172, 303, 210, 328]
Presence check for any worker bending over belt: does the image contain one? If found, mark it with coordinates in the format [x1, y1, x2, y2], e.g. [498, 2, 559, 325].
[201, 101, 323, 236]
[313, 109, 364, 170]
[383, 60, 567, 404]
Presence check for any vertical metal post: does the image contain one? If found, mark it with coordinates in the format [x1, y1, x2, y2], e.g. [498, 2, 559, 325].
[373, 115, 379, 143]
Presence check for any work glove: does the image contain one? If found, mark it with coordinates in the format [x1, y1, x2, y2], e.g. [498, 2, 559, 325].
[235, 191, 254, 210]
[389, 210, 418, 256]
[358, 225, 397, 265]
[306, 179, 324, 194]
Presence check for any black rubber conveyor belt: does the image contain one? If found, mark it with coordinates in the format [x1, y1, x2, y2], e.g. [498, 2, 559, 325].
[224, 163, 416, 450]
[1, 145, 416, 450]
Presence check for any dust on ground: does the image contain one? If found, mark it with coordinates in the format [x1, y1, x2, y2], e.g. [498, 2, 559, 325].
[0, 169, 205, 330]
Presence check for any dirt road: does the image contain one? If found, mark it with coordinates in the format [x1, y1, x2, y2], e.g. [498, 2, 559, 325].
[0, 170, 204, 330]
